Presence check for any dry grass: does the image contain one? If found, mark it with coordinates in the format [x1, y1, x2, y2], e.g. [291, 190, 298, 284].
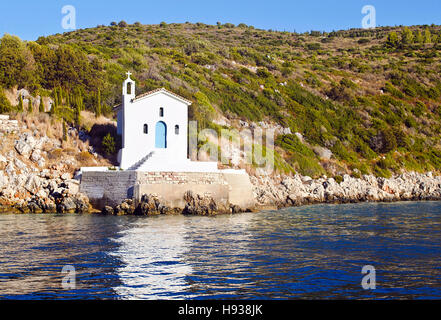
[80, 110, 115, 132]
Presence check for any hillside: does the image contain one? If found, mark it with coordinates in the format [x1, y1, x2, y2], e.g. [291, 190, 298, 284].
[2, 22, 441, 179]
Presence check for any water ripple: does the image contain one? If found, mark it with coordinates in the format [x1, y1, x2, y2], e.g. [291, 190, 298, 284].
[0, 202, 440, 299]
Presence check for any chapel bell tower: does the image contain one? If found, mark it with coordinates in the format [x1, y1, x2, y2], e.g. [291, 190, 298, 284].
[123, 71, 135, 101]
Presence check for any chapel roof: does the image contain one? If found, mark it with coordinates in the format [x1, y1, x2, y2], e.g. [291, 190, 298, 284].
[114, 87, 192, 110]
[134, 87, 192, 104]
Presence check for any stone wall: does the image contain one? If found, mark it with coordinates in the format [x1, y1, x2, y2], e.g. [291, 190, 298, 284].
[79, 170, 256, 210]
[80, 171, 137, 209]
[136, 172, 227, 185]
[135, 172, 229, 208]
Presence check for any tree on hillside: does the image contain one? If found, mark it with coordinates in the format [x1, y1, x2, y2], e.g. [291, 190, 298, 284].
[401, 27, 414, 45]
[62, 120, 67, 141]
[386, 32, 400, 48]
[95, 89, 102, 117]
[0, 34, 36, 88]
[415, 30, 424, 44]
[18, 95, 24, 112]
[28, 100, 33, 113]
[424, 28, 432, 44]
[39, 97, 45, 112]
[75, 103, 81, 126]
[58, 86, 63, 106]
[0, 89, 12, 113]
[50, 101, 55, 116]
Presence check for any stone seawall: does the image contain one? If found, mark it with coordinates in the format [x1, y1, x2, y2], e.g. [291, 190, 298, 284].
[79, 170, 256, 211]
[135, 172, 229, 208]
[80, 171, 137, 209]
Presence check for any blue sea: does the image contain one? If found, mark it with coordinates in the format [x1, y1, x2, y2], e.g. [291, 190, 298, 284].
[0, 201, 440, 299]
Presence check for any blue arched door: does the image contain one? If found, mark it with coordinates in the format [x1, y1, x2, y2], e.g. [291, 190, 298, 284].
[155, 121, 167, 148]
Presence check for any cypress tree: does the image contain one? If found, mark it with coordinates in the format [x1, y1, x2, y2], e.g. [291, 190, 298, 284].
[96, 89, 102, 117]
[415, 30, 424, 44]
[75, 103, 81, 126]
[39, 97, 45, 113]
[424, 28, 432, 44]
[28, 100, 33, 113]
[53, 88, 58, 107]
[57, 86, 63, 107]
[62, 120, 67, 141]
[18, 95, 23, 112]
[66, 91, 70, 108]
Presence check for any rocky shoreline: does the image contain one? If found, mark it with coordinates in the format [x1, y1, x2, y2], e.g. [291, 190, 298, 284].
[2, 158, 441, 215]
[251, 171, 441, 208]
[1, 123, 441, 214]
[2, 156, 441, 215]
[99, 191, 249, 216]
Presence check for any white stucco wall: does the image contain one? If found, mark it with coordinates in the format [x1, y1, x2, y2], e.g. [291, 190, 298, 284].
[119, 91, 189, 169]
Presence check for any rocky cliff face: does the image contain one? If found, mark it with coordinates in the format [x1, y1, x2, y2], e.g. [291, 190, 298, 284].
[0, 116, 92, 213]
[251, 172, 441, 208]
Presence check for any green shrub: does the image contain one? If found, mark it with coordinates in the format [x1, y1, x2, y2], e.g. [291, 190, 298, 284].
[331, 141, 358, 162]
[294, 154, 325, 178]
[0, 89, 12, 113]
[334, 175, 343, 184]
[276, 134, 315, 157]
[102, 133, 116, 155]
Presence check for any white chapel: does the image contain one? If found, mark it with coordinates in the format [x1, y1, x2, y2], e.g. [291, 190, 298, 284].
[116, 72, 218, 172]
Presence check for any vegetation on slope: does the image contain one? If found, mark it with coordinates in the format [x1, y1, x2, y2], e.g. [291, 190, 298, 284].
[2, 22, 441, 178]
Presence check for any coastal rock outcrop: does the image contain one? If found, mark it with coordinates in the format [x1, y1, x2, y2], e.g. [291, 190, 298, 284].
[101, 191, 248, 216]
[251, 171, 441, 208]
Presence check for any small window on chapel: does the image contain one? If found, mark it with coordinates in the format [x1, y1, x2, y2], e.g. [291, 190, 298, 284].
[159, 107, 164, 117]
[143, 124, 148, 134]
[175, 125, 179, 135]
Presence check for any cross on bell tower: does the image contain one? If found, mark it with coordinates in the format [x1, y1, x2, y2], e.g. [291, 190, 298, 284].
[123, 71, 135, 99]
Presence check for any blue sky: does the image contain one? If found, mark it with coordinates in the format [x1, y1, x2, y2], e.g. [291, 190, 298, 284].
[0, 0, 440, 40]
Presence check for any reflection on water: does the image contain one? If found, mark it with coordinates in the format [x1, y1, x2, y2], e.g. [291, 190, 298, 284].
[109, 216, 194, 299]
[0, 201, 441, 299]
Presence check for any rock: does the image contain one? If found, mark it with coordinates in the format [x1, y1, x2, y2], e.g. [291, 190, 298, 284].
[24, 175, 42, 193]
[136, 194, 161, 215]
[28, 201, 43, 214]
[114, 199, 136, 215]
[182, 190, 227, 215]
[58, 197, 77, 213]
[64, 179, 80, 194]
[30, 149, 43, 163]
[73, 193, 90, 214]
[61, 173, 71, 180]
[0, 171, 9, 189]
[102, 206, 114, 215]
[14, 133, 37, 157]
[14, 158, 27, 171]
[313, 146, 333, 160]
[230, 204, 243, 214]
[294, 132, 304, 142]
[5, 162, 15, 177]
[15, 140, 32, 157]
